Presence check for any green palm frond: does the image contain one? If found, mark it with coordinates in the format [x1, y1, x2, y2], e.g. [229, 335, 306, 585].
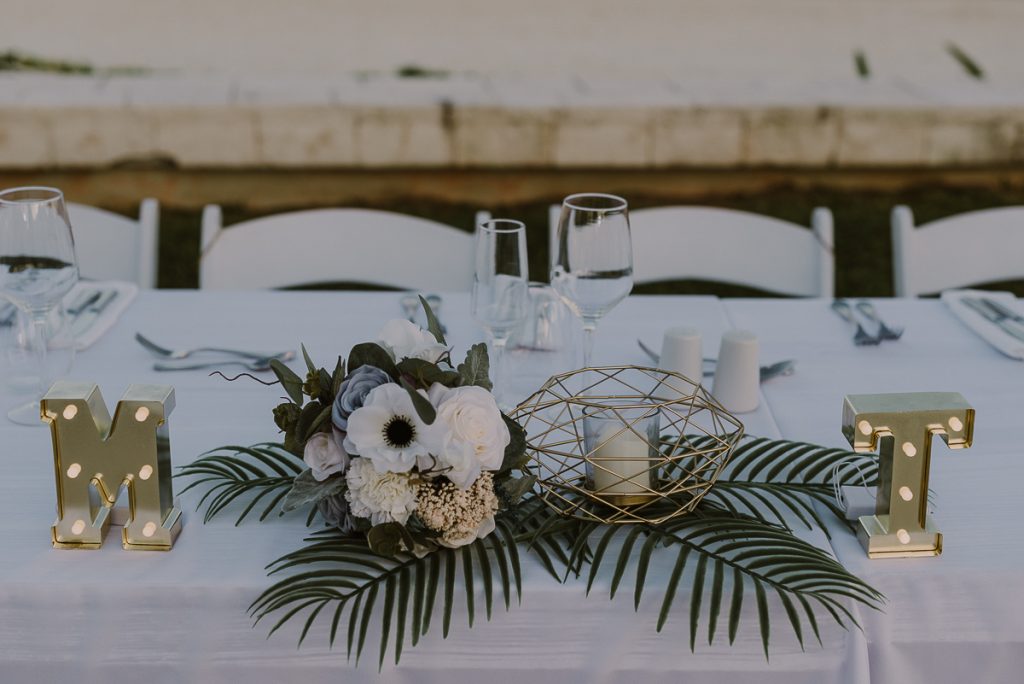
[522, 501, 883, 658]
[250, 519, 523, 669]
[669, 435, 879, 534]
[177, 443, 307, 524]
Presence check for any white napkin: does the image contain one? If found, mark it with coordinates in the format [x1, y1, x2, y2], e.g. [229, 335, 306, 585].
[941, 289, 1024, 360]
[66, 281, 138, 350]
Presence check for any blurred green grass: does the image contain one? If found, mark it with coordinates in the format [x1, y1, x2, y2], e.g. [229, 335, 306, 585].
[157, 184, 1024, 296]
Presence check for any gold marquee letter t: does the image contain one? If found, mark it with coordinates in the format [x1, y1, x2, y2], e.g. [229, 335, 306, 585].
[842, 392, 973, 559]
[41, 381, 182, 551]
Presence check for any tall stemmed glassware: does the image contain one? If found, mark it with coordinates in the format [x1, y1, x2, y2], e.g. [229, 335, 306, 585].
[0, 187, 79, 425]
[550, 193, 633, 369]
[472, 219, 528, 407]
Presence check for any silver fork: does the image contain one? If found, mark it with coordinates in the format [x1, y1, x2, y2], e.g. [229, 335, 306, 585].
[855, 300, 903, 341]
[153, 350, 295, 372]
[136, 332, 288, 361]
[831, 300, 881, 346]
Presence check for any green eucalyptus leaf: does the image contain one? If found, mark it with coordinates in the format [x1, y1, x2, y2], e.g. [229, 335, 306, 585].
[318, 368, 334, 401]
[295, 401, 329, 442]
[457, 343, 492, 390]
[301, 344, 316, 374]
[331, 356, 346, 396]
[499, 414, 528, 472]
[348, 342, 400, 380]
[400, 378, 436, 425]
[419, 295, 447, 345]
[270, 359, 305, 404]
[397, 357, 461, 389]
[281, 468, 346, 512]
[497, 473, 537, 506]
[367, 522, 410, 557]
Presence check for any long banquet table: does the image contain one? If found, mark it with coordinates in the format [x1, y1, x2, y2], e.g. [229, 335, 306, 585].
[1, 291, 1022, 684]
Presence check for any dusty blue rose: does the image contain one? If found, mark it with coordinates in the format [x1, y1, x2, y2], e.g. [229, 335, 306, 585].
[332, 365, 391, 431]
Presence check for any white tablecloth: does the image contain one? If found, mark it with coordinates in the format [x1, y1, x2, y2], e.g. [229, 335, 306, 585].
[0, 292, 1018, 683]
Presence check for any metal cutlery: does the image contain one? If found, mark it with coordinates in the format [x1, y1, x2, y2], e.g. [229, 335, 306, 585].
[153, 350, 296, 373]
[136, 332, 290, 361]
[831, 300, 881, 346]
[855, 300, 903, 341]
[67, 289, 101, 317]
[962, 297, 1024, 343]
[71, 289, 119, 337]
[636, 338, 795, 382]
[979, 297, 1024, 326]
[399, 294, 419, 324]
[637, 338, 661, 364]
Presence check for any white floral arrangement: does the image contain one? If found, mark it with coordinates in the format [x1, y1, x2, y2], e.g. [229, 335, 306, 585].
[267, 300, 530, 556]
[182, 299, 881, 669]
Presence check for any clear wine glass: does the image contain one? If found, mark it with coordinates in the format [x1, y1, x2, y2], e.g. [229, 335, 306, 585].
[0, 187, 79, 425]
[472, 219, 528, 407]
[550, 193, 633, 369]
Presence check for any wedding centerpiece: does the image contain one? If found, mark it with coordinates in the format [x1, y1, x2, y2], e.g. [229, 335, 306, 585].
[182, 299, 883, 669]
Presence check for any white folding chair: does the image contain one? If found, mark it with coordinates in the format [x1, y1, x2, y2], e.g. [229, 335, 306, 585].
[892, 205, 1024, 297]
[68, 200, 160, 288]
[548, 204, 834, 297]
[200, 207, 486, 290]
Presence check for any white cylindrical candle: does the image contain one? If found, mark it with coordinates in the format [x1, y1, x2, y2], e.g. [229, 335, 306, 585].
[585, 410, 657, 505]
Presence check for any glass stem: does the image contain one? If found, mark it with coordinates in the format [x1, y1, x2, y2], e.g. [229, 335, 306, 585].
[491, 334, 509, 404]
[28, 309, 51, 398]
[581, 318, 599, 369]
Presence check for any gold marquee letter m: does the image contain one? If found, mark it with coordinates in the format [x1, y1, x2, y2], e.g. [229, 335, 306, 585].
[41, 381, 182, 551]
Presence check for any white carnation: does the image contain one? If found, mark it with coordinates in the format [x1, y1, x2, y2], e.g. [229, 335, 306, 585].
[345, 457, 418, 525]
[423, 383, 510, 489]
[376, 319, 447, 363]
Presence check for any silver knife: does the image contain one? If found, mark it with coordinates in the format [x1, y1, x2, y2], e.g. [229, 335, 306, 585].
[67, 289, 101, 317]
[962, 297, 1024, 343]
[72, 289, 119, 338]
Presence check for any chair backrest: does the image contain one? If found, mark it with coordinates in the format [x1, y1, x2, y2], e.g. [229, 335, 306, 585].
[547, 204, 834, 297]
[200, 207, 482, 290]
[68, 200, 159, 288]
[892, 205, 1024, 297]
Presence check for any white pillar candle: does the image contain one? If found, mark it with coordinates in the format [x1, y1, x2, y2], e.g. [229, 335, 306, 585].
[589, 422, 654, 503]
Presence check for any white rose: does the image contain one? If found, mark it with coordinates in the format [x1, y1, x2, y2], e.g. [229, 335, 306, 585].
[438, 514, 495, 549]
[423, 383, 510, 489]
[376, 319, 447, 363]
[345, 457, 418, 525]
[303, 431, 349, 482]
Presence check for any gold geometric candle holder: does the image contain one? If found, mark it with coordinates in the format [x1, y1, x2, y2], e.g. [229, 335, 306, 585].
[510, 366, 744, 525]
[40, 381, 182, 551]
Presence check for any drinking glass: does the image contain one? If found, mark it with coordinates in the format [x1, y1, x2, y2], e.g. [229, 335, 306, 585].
[471, 219, 528, 407]
[550, 193, 633, 368]
[0, 187, 79, 425]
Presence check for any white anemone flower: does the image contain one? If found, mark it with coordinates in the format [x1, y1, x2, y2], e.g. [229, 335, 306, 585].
[344, 383, 433, 474]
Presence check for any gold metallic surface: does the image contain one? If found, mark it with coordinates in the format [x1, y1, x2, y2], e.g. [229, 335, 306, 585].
[40, 381, 182, 551]
[842, 392, 974, 559]
[511, 366, 744, 525]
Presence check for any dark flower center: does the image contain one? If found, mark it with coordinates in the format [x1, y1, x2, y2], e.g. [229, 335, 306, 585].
[383, 415, 415, 448]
